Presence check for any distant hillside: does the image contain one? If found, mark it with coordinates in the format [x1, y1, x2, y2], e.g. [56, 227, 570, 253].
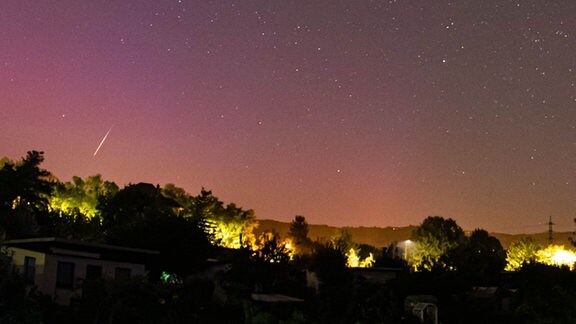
[492, 231, 574, 250]
[256, 219, 416, 248]
[256, 219, 575, 250]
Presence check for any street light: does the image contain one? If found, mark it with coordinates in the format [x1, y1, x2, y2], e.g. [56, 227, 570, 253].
[404, 240, 412, 260]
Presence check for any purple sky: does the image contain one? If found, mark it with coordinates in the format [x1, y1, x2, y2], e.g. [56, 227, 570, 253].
[2, 0, 576, 233]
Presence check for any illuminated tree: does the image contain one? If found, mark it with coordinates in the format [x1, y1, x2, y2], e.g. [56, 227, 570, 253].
[50, 175, 118, 218]
[161, 183, 194, 215]
[346, 248, 361, 268]
[345, 248, 375, 268]
[536, 245, 576, 269]
[329, 229, 374, 268]
[0, 157, 10, 168]
[193, 189, 258, 249]
[505, 237, 541, 271]
[410, 216, 466, 271]
[330, 229, 355, 253]
[210, 203, 258, 249]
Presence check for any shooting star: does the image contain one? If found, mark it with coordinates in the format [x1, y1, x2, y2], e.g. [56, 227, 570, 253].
[93, 127, 112, 157]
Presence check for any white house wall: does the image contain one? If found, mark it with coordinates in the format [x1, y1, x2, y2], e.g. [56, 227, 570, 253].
[8, 247, 148, 305]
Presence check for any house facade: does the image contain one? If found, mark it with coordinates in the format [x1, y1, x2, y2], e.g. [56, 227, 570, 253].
[4, 237, 158, 305]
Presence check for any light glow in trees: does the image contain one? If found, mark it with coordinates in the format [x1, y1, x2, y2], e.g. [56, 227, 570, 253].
[49, 175, 118, 218]
[409, 216, 465, 271]
[505, 238, 576, 271]
[536, 245, 576, 270]
[193, 189, 258, 249]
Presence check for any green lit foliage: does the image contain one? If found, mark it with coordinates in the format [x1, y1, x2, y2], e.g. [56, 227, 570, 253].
[193, 189, 258, 249]
[329, 229, 357, 267]
[345, 248, 375, 268]
[0, 151, 54, 238]
[346, 247, 361, 268]
[536, 245, 576, 269]
[506, 239, 576, 271]
[410, 216, 466, 271]
[0, 157, 11, 168]
[50, 175, 118, 218]
[161, 184, 195, 215]
[505, 237, 541, 271]
[330, 229, 355, 253]
[357, 243, 379, 267]
[329, 229, 374, 268]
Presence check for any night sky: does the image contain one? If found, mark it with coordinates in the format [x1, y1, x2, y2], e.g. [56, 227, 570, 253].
[2, 0, 576, 233]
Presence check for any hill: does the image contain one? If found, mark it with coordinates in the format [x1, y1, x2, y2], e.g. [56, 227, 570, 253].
[255, 219, 574, 250]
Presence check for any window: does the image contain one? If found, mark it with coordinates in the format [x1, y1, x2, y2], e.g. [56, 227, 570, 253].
[56, 262, 75, 289]
[24, 256, 36, 284]
[86, 265, 102, 279]
[114, 267, 131, 281]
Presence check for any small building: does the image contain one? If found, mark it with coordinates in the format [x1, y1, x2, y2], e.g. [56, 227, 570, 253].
[245, 293, 306, 322]
[405, 295, 438, 324]
[350, 267, 405, 285]
[4, 237, 158, 305]
[306, 267, 405, 294]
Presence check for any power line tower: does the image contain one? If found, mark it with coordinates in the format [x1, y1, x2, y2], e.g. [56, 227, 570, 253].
[547, 216, 554, 245]
[571, 217, 576, 247]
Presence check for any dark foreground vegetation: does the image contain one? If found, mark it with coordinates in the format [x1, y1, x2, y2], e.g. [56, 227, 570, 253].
[1, 151, 576, 323]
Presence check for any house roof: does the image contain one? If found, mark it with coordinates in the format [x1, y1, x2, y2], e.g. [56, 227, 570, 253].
[3, 237, 159, 264]
[350, 267, 404, 284]
[251, 293, 305, 303]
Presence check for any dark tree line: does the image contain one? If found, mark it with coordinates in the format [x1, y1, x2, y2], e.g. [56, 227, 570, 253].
[0, 151, 255, 279]
[3, 151, 576, 323]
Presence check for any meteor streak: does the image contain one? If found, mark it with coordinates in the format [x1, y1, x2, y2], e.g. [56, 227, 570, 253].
[93, 127, 112, 157]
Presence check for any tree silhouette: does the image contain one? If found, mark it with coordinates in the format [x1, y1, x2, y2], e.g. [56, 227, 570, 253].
[161, 183, 195, 216]
[253, 231, 291, 264]
[410, 216, 466, 271]
[288, 215, 313, 255]
[312, 243, 352, 323]
[0, 151, 54, 238]
[101, 183, 211, 278]
[192, 189, 258, 249]
[457, 229, 505, 279]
